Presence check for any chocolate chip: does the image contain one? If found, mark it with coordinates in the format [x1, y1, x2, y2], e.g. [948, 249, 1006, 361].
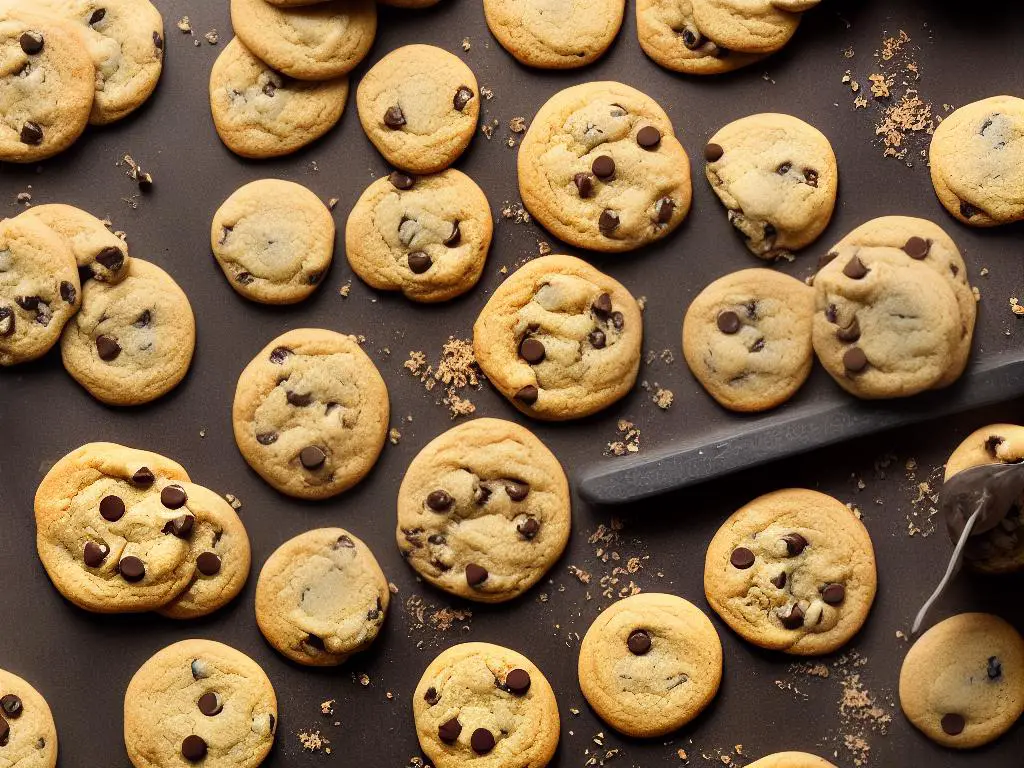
[59, 281, 77, 305]
[20, 32, 43, 55]
[984, 435, 1005, 456]
[588, 329, 606, 349]
[300, 446, 327, 470]
[843, 347, 868, 373]
[119, 556, 145, 582]
[750, 337, 765, 353]
[843, 255, 869, 279]
[717, 310, 741, 334]
[941, 713, 965, 736]
[704, 143, 724, 162]
[988, 656, 1002, 680]
[181, 735, 207, 762]
[287, 391, 312, 407]
[636, 126, 662, 148]
[519, 337, 545, 364]
[438, 718, 461, 743]
[612, 311, 624, 330]
[89, 8, 106, 24]
[307, 271, 322, 285]
[100, 495, 126, 522]
[453, 86, 474, 111]
[821, 583, 845, 604]
[959, 201, 979, 219]
[443, 221, 461, 247]
[0, 717, 8, 747]
[256, 432, 278, 446]
[15, 296, 39, 311]
[389, 171, 414, 190]
[137, 172, 153, 192]
[0, 695, 21, 719]
[466, 563, 488, 587]
[778, 604, 805, 629]
[776, 162, 792, 175]
[592, 293, 613, 318]
[269, 346, 292, 364]
[83, 541, 109, 567]
[573, 172, 594, 198]
[655, 197, 675, 224]
[781, 533, 807, 556]
[163, 514, 195, 539]
[95, 246, 124, 271]
[131, 467, 155, 487]
[518, 517, 540, 539]
[836, 318, 861, 343]
[475, 485, 492, 505]
[305, 634, 326, 651]
[408, 251, 432, 274]
[0, 308, 13, 337]
[599, 209, 620, 234]
[426, 490, 453, 511]
[20, 121, 43, 145]
[506, 481, 529, 501]
[161, 485, 187, 509]
[804, 169, 819, 187]
[770, 571, 787, 589]
[627, 629, 652, 655]
[515, 385, 538, 405]
[903, 236, 931, 260]
[384, 105, 406, 128]
[592, 155, 615, 179]
[730, 547, 755, 569]
[825, 303, 838, 323]
[96, 335, 121, 361]
[334, 535, 355, 549]
[196, 552, 221, 576]
[153, 31, 163, 50]
[681, 25, 701, 49]
[198, 692, 222, 717]
[471, 728, 495, 755]
[424, 687, 440, 705]
[236, 272, 254, 285]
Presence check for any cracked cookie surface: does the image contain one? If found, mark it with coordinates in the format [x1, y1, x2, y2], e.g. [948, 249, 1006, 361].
[747, 754, 837, 768]
[0, 668, 58, 768]
[19, 203, 130, 284]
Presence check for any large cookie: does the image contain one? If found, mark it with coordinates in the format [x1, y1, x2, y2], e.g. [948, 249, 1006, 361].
[0, 668, 58, 768]
[19, 203, 130, 283]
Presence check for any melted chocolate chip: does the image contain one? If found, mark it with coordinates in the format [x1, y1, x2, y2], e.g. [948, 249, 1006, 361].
[83, 541, 109, 567]
[96, 335, 121, 361]
[804, 169, 819, 187]
[161, 485, 188, 509]
[941, 713, 965, 736]
[453, 86, 474, 111]
[263, 82, 276, 97]
[777, 162, 792, 175]
[515, 385, 539, 405]
[0, 717, 8, 747]
[408, 251, 432, 274]
[438, 718, 461, 743]
[903, 236, 931, 260]
[0, 695, 22, 719]
[574, 172, 594, 198]
[153, 31, 163, 50]
[236, 272, 254, 285]
[163, 514, 195, 539]
[471, 728, 495, 755]
[778, 604, 805, 629]
[504, 669, 531, 695]
[119, 556, 145, 582]
[836, 318, 861, 343]
[198, 692, 222, 716]
[730, 547, 755, 569]
[300, 446, 327, 470]
[89, 8, 106, 24]
[132, 467, 155, 487]
[100, 495, 126, 522]
[636, 126, 661, 148]
[518, 517, 540, 539]
[519, 337, 545, 364]
[466, 563, 488, 587]
[770, 571, 787, 589]
[588, 329, 607, 349]
[287, 391, 312, 407]
[424, 687, 440, 705]
[269, 346, 292, 364]
[592, 293, 613, 318]
[627, 629, 652, 655]
[384, 105, 406, 128]
[443, 221, 461, 247]
[59, 281, 76, 304]
[781, 533, 808, 556]
[20, 31, 43, 54]
[256, 432, 278, 446]
[592, 155, 616, 180]
[196, 552, 222, 576]
[704, 143, 724, 162]
[599, 209, 620, 234]
[20, 121, 43, 145]
[655, 197, 675, 224]
[506, 480, 529, 501]
[717, 310, 741, 334]
[181, 735, 207, 762]
[821, 583, 845, 604]
[389, 171, 414, 190]
[95, 246, 124, 271]
[334, 535, 355, 549]
[843, 347, 868, 373]
[843, 255, 869, 279]
[426, 490, 453, 511]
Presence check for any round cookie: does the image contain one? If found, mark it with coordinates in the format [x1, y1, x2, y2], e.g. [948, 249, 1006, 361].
[356, 45, 479, 174]
[255, 528, 390, 666]
[124, 640, 277, 768]
[60, 257, 195, 406]
[473, 255, 643, 420]
[689, 0, 810, 55]
[232, 328, 390, 500]
[0, 669, 58, 768]
[704, 488, 877, 655]
[19, 203, 130, 283]
[900, 613, 1024, 749]
[483, 0, 625, 69]
[578, 593, 722, 737]
[747, 754, 837, 768]
[682, 268, 814, 412]
[413, 642, 560, 768]
[0, 215, 81, 366]
[929, 95, 1024, 227]
[230, 0, 376, 81]
[396, 418, 571, 603]
[212, 179, 335, 304]
[704, 114, 838, 258]
[345, 169, 492, 303]
[518, 82, 692, 252]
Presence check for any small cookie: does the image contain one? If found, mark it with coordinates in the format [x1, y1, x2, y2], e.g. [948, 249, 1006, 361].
[682, 268, 814, 412]
[474, 255, 643, 420]
[518, 82, 692, 252]
[929, 95, 1024, 227]
[704, 114, 838, 258]
[345, 169, 492, 302]
[232, 328, 390, 500]
[60, 258, 195, 406]
[396, 418, 571, 603]
[230, 0, 376, 81]
[255, 528, 390, 666]
[413, 642, 560, 768]
[483, 0, 625, 69]
[356, 45, 479, 174]
[19, 203, 130, 283]
[747, 754, 837, 768]
[0, 669, 58, 768]
[578, 593, 722, 737]
[124, 640, 277, 768]
[900, 613, 1024, 749]
[704, 488, 877, 655]
[212, 179, 335, 304]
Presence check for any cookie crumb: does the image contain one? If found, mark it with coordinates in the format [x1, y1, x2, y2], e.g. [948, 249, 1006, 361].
[176, 16, 191, 33]
[461, 37, 471, 51]
[298, 730, 330, 753]
[339, 281, 351, 298]
[16, 191, 31, 205]
[1011, 297, 1024, 316]
[568, 565, 591, 585]
[204, 29, 219, 45]
[480, 85, 494, 100]
[389, 427, 402, 445]
[224, 493, 242, 511]
[327, 197, 339, 211]
[500, 202, 532, 224]
[403, 595, 472, 644]
[537, 240, 551, 256]
[320, 700, 335, 716]
[653, 387, 674, 410]
[509, 116, 527, 133]
[605, 420, 640, 457]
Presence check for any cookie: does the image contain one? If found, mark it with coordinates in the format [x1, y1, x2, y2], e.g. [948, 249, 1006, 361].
[232, 328, 390, 500]
[518, 82, 692, 252]
[704, 114, 838, 259]
[60, 257, 195, 406]
[413, 642, 560, 768]
[0, 215, 81, 366]
[747, 754, 837, 768]
[686, 0, 816, 55]
[483, 0, 625, 69]
[212, 179, 335, 304]
[209, 37, 349, 159]
[473, 255, 643, 420]
[900, 613, 1024, 749]
[682, 268, 814, 412]
[356, 44, 479, 174]
[704, 488, 877, 655]
[230, 0, 376, 81]
[396, 418, 571, 603]
[19, 203, 130, 283]
[578, 593, 722, 737]
[929, 95, 1024, 227]
[124, 639, 277, 768]
[255, 528, 390, 666]
[0, 669, 58, 768]
[345, 169, 492, 303]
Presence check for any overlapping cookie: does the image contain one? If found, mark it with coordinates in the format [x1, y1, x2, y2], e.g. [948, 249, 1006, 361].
[0, 668, 58, 768]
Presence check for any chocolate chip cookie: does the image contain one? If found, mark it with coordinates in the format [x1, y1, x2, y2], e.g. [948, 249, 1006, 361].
[19, 203, 129, 284]
[0, 668, 58, 768]
[474, 255, 643, 420]
[747, 754, 837, 768]
[636, 0, 766, 74]
[687, 0, 818, 56]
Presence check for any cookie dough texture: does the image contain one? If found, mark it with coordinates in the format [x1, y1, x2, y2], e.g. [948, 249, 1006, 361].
[124, 640, 277, 768]
[346, 169, 492, 302]
[397, 418, 570, 603]
[483, 0, 625, 69]
[256, 528, 389, 665]
[19, 203, 130, 283]
[578, 593, 722, 737]
[233, 329, 389, 500]
[518, 82, 692, 252]
[900, 613, 1024, 749]
[356, 45, 479, 173]
[704, 488, 877, 655]
[683, 268, 814, 412]
[636, 0, 766, 74]
[209, 37, 349, 159]
[414, 642, 560, 768]
[929, 95, 1024, 227]
[0, 669, 58, 768]
[747, 754, 837, 768]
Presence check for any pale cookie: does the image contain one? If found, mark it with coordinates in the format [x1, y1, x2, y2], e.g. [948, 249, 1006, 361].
[230, 0, 376, 81]
[704, 488, 877, 655]
[356, 44, 479, 174]
[19, 203, 129, 283]
[209, 38, 349, 159]
[413, 642, 560, 768]
[60, 258, 195, 406]
[483, 0, 625, 69]
[705, 114, 837, 258]
[518, 82, 692, 252]
[397, 418, 570, 603]
[345, 169, 492, 303]
[689, 0, 817, 55]
[929, 95, 1024, 227]
[212, 179, 335, 304]
[232, 329, 390, 500]
[124, 640, 277, 768]
[0, 669, 58, 768]
[474, 255, 643, 420]
[682, 268, 814, 412]
[900, 613, 1024, 749]
[0, 215, 81, 366]
[578, 593, 722, 737]
[255, 528, 390, 666]
[747, 754, 837, 768]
